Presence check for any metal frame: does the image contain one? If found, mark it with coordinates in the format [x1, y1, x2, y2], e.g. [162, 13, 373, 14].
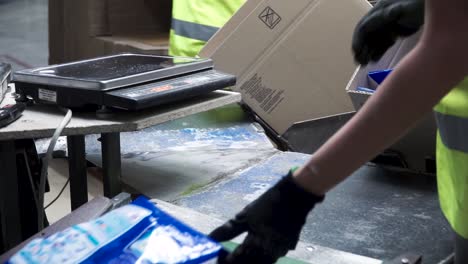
[0, 140, 22, 252]
[67, 135, 88, 210]
[67, 133, 123, 209]
[101, 133, 122, 198]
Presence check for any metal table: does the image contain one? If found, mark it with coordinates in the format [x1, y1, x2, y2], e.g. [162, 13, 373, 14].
[0, 88, 241, 250]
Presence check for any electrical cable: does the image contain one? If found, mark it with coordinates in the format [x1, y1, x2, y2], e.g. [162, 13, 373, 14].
[37, 108, 72, 230]
[44, 177, 70, 210]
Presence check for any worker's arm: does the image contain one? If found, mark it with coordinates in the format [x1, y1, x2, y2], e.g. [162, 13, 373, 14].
[294, 0, 468, 195]
[210, 1, 468, 263]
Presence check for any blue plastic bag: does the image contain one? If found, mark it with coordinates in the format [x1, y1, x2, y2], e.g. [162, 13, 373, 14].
[368, 69, 393, 85]
[8, 197, 221, 264]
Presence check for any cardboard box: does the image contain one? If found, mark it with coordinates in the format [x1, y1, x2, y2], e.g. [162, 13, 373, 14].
[87, 1, 108, 36]
[49, 0, 172, 64]
[200, 0, 371, 136]
[49, 0, 65, 65]
[345, 32, 437, 173]
[107, 1, 171, 35]
[94, 34, 169, 56]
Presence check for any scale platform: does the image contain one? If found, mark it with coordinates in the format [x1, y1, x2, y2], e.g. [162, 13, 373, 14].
[12, 54, 236, 110]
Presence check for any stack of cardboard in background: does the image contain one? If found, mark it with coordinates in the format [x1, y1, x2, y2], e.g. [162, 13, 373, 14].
[48, 0, 172, 64]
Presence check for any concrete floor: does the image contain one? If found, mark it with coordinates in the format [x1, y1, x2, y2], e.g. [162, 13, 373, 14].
[44, 158, 104, 223]
[0, 0, 48, 70]
[0, 0, 76, 222]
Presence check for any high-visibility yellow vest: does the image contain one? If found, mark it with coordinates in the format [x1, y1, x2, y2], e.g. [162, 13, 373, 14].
[434, 77, 468, 239]
[169, 0, 246, 57]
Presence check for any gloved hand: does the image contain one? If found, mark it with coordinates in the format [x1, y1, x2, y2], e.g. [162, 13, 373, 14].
[209, 169, 324, 264]
[352, 0, 425, 65]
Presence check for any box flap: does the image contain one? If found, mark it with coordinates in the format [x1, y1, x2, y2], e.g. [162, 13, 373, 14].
[202, 0, 319, 80]
[97, 34, 169, 51]
[201, 0, 266, 58]
[107, 0, 171, 35]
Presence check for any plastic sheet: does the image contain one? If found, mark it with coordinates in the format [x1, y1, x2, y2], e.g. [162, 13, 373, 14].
[8, 197, 221, 264]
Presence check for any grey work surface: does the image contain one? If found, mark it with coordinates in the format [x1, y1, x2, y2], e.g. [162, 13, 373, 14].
[175, 152, 453, 264]
[154, 199, 381, 264]
[0, 196, 381, 264]
[83, 104, 279, 202]
[76, 103, 451, 263]
[0, 88, 241, 140]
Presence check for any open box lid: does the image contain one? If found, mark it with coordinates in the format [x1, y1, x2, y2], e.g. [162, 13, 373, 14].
[200, 0, 371, 136]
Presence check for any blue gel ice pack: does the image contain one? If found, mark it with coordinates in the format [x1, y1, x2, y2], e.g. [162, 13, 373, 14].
[368, 69, 393, 85]
[8, 197, 221, 264]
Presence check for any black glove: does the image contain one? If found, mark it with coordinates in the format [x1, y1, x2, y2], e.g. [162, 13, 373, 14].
[352, 0, 425, 65]
[209, 170, 324, 264]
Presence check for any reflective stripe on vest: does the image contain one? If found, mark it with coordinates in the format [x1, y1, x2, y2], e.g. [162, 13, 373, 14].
[435, 112, 468, 153]
[171, 18, 219, 42]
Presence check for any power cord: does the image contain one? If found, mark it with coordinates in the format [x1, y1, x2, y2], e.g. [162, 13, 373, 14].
[37, 108, 72, 230]
[44, 177, 70, 210]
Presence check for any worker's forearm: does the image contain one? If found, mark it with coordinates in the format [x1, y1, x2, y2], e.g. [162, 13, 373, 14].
[294, 39, 467, 195]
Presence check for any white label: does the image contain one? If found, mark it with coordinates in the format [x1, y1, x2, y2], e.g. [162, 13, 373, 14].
[38, 88, 57, 103]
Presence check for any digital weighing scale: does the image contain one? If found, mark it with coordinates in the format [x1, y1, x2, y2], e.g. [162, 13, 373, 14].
[12, 54, 236, 110]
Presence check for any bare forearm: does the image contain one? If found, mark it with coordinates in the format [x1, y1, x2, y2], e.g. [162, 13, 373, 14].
[294, 39, 467, 195]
